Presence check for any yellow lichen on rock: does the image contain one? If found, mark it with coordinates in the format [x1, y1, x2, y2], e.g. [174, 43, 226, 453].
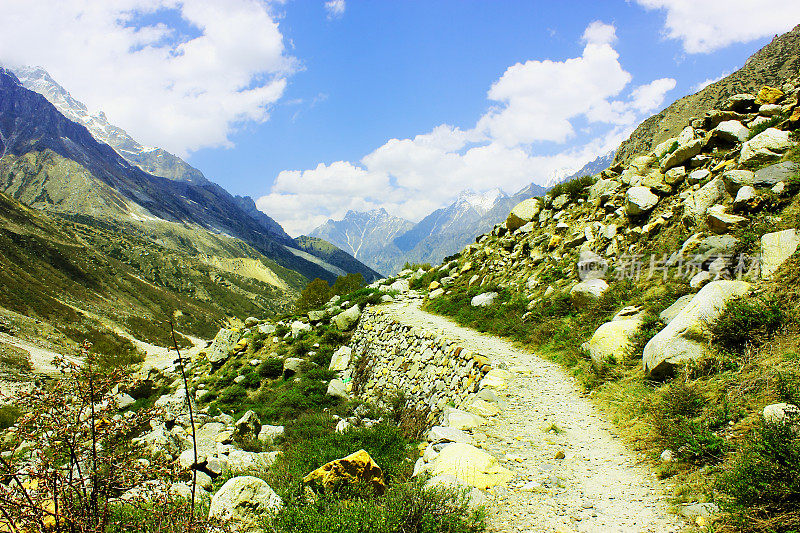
[756, 86, 784, 104]
[303, 449, 386, 495]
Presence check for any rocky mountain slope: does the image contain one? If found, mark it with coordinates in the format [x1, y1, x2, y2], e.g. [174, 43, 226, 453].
[414, 80, 800, 530]
[614, 23, 800, 166]
[0, 68, 376, 286]
[11, 65, 210, 185]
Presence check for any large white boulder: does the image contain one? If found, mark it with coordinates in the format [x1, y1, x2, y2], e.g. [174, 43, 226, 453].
[208, 476, 282, 532]
[426, 443, 513, 490]
[570, 279, 609, 308]
[740, 128, 793, 163]
[332, 305, 361, 331]
[506, 198, 542, 231]
[625, 186, 659, 216]
[660, 138, 702, 170]
[711, 120, 749, 143]
[760, 229, 799, 279]
[207, 328, 240, 366]
[471, 292, 498, 307]
[683, 177, 726, 224]
[290, 320, 311, 338]
[328, 345, 352, 372]
[587, 318, 643, 365]
[643, 280, 750, 377]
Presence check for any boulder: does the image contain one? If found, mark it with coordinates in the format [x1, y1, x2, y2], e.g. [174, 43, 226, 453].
[587, 318, 643, 365]
[428, 426, 474, 445]
[258, 323, 276, 335]
[706, 205, 748, 234]
[589, 179, 621, 203]
[471, 292, 498, 307]
[426, 443, 513, 489]
[664, 166, 686, 186]
[233, 411, 261, 443]
[480, 368, 511, 390]
[760, 229, 799, 279]
[326, 378, 349, 399]
[710, 120, 749, 144]
[329, 345, 352, 372]
[115, 392, 135, 410]
[725, 93, 756, 112]
[754, 161, 800, 188]
[429, 288, 445, 300]
[683, 177, 726, 224]
[625, 186, 659, 216]
[734, 185, 757, 208]
[740, 128, 793, 164]
[570, 279, 609, 308]
[577, 250, 608, 280]
[687, 169, 710, 185]
[506, 198, 542, 231]
[224, 450, 280, 473]
[208, 476, 282, 532]
[290, 321, 311, 338]
[390, 279, 410, 293]
[756, 86, 784, 104]
[244, 317, 259, 328]
[424, 474, 488, 510]
[332, 305, 361, 331]
[257, 425, 284, 444]
[443, 407, 484, 430]
[721, 169, 756, 195]
[303, 449, 386, 495]
[207, 329, 240, 366]
[660, 139, 702, 171]
[659, 295, 693, 324]
[282, 357, 303, 375]
[308, 309, 326, 322]
[643, 280, 751, 377]
[763, 403, 800, 425]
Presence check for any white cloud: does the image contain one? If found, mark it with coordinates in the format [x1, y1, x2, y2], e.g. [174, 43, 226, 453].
[582, 21, 617, 46]
[0, 0, 295, 156]
[636, 0, 800, 53]
[258, 22, 677, 236]
[324, 0, 345, 19]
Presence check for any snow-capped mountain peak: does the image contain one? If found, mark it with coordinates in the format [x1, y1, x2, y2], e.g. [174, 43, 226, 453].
[456, 188, 507, 213]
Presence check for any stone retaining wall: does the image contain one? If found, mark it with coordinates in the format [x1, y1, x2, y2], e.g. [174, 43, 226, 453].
[346, 307, 494, 416]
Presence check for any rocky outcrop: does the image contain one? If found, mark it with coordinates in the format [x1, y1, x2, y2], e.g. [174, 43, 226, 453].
[643, 281, 751, 377]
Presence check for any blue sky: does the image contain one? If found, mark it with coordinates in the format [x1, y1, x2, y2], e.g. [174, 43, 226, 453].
[0, 1, 798, 235]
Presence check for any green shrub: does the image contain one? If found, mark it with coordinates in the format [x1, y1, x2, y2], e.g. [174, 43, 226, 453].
[268, 479, 485, 533]
[331, 273, 365, 297]
[241, 371, 262, 389]
[548, 174, 596, 201]
[219, 384, 247, 404]
[711, 296, 785, 354]
[258, 357, 284, 378]
[0, 404, 20, 429]
[720, 420, 800, 530]
[296, 278, 332, 313]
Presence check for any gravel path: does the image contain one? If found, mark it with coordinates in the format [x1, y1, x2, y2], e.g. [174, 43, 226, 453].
[381, 300, 683, 533]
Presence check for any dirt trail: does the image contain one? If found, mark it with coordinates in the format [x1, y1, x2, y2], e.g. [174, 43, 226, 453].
[381, 300, 682, 533]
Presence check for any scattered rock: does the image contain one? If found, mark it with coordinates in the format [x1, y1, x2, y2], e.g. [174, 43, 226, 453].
[290, 321, 311, 338]
[303, 449, 386, 495]
[207, 329, 240, 366]
[761, 229, 799, 279]
[706, 205, 748, 234]
[333, 305, 361, 331]
[506, 198, 542, 231]
[587, 317, 643, 365]
[426, 442, 513, 489]
[625, 186, 659, 216]
[471, 292, 498, 307]
[570, 279, 609, 308]
[740, 128, 793, 163]
[329, 345, 352, 372]
[763, 403, 800, 425]
[660, 139, 702, 170]
[233, 411, 261, 443]
[257, 425, 284, 444]
[643, 281, 751, 377]
[208, 476, 282, 532]
[326, 378, 349, 399]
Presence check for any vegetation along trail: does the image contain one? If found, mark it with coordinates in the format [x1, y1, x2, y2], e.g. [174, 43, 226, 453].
[382, 299, 682, 533]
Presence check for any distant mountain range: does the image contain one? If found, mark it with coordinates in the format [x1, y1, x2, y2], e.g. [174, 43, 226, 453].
[0, 67, 379, 291]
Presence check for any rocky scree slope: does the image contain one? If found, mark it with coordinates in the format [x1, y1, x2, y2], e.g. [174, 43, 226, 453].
[414, 82, 800, 530]
[614, 23, 800, 166]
